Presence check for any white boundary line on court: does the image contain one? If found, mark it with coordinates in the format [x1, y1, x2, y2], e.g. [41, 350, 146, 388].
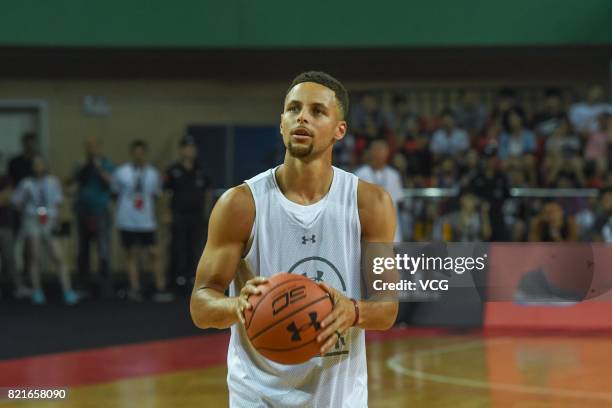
[386, 338, 612, 401]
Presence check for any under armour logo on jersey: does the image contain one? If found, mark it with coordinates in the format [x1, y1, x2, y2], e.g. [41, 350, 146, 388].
[301, 234, 316, 244]
[286, 312, 321, 342]
[302, 270, 325, 282]
[335, 333, 346, 350]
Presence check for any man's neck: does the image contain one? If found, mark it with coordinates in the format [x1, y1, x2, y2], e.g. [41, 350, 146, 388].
[370, 162, 386, 171]
[181, 158, 194, 170]
[276, 154, 334, 205]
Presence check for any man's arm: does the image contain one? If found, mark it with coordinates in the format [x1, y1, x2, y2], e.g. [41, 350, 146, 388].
[190, 184, 267, 329]
[317, 180, 399, 354]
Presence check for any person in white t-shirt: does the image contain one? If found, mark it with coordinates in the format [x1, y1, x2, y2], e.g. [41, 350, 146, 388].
[429, 109, 470, 159]
[12, 156, 79, 305]
[569, 84, 612, 133]
[112, 140, 173, 302]
[355, 138, 404, 241]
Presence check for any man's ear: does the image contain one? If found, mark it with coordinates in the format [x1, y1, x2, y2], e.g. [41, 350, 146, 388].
[279, 113, 284, 134]
[334, 121, 347, 141]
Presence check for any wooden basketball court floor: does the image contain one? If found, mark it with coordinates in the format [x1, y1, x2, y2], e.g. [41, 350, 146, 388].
[1, 329, 611, 408]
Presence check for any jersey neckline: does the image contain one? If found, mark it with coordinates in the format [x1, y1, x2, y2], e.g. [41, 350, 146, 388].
[270, 165, 337, 213]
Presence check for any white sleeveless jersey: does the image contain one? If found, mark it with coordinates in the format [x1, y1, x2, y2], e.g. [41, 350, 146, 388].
[227, 165, 367, 408]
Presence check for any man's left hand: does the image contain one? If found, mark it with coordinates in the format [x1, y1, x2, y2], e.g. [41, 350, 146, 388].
[317, 283, 356, 355]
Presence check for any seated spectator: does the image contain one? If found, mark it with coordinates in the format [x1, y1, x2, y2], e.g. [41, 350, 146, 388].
[453, 90, 488, 138]
[112, 140, 173, 302]
[476, 121, 502, 153]
[441, 192, 491, 242]
[11, 156, 79, 305]
[528, 201, 578, 242]
[532, 88, 566, 137]
[431, 157, 458, 188]
[584, 112, 611, 171]
[544, 116, 581, 157]
[569, 84, 612, 133]
[395, 116, 432, 186]
[542, 153, 585, 188]
[429, 109, 469, 159]
[498, 107, 536, 161]
[351, 93, 387, 137]
[593, 188, 612, 242]
[499, 107, 537, 185]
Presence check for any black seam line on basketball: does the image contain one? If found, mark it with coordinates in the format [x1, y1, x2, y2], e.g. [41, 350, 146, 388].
[249, 294, 332, 342]
[245, 278, 312, 330]
[287, 256, 347, 291]
[255, 336, 320, 352]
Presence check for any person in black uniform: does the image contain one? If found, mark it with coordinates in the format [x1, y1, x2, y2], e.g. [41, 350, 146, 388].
[164, 135, 210, 290]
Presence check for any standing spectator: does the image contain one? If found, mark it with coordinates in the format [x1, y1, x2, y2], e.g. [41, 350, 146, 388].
[11, 156, 79, 305]
[462, 147, 510, 241]
[355, 138, 404, 241]
[8, 132, 36, 187]
[113, 140, 172, 302]
[429, 109, 470, 159]
[569, 84, 612, 133]
[0, 172, 30, 298]
[71, 136, 115, 297]
[163, 135, 210, 290]
[8, 132, 37, 281]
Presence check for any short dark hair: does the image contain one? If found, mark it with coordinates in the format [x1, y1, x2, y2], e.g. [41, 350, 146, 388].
[130, 139, 147, 151]
[286, 71, 349, 119]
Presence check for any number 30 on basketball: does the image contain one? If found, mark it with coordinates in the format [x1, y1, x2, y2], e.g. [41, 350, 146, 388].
[272, 286, 307, 315]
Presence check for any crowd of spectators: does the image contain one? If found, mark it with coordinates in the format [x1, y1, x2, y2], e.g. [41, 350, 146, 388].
[339, 85, 612, 243]
[0, 134, 210, 305]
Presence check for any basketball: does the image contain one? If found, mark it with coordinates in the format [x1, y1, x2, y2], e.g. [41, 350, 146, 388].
[244, 272, 333, 364]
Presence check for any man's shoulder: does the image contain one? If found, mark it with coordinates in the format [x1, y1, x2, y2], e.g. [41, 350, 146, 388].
[357, 179, 393, 212]
[215, 184, 254, 217]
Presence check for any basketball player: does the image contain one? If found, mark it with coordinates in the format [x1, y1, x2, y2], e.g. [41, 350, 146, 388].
[190, 71, 398, 407]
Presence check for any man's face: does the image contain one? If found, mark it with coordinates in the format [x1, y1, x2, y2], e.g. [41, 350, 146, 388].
[370, 141, 389, 167]
[23, 137, 35, 153]
[280, 82, 346, 160]
[442, 114, 455, 130]
[181, 144, 196, 161]
[85, 138, 99, 157]
[131, 146, 146, 164]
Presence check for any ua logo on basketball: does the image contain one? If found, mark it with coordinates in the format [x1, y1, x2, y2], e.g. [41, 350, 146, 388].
[301, 234, 316, 244]
[286, 312, 321, 342]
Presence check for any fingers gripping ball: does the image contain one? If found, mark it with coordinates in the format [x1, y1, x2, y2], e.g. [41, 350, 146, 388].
[244, 273, 333, 364]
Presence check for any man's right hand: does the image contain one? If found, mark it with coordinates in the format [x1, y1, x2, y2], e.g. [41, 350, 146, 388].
[235, 276, 268, 325]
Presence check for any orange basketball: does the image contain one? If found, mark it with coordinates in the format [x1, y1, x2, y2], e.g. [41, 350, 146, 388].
[244, 272, 333, 364]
